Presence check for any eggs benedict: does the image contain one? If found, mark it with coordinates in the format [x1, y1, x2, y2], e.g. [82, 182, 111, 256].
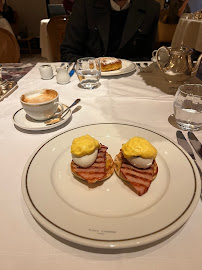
[114, 137, 158, 196]
[71, 135, 114, 183]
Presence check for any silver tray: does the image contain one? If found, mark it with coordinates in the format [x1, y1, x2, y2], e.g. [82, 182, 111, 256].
[0, 81, 18, 102]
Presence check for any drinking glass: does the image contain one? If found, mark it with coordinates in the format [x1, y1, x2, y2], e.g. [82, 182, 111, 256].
[76, 57, 101, 89]
[174, 84, 202, 130]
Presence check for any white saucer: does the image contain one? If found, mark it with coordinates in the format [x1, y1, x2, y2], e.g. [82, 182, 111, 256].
[13, 105, 72, 131]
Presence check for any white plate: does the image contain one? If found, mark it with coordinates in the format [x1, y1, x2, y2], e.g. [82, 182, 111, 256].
[13, 105, 71, 131]
[21, 123, 201, 249]
[101, 59, 136, 76]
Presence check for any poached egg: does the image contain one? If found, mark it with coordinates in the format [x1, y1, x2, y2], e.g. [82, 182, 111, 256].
[71, 135, 100, 168]
[122, 137, 157, 169]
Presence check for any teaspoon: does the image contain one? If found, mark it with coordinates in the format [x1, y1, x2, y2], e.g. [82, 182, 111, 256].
[45, 98, 81, 125]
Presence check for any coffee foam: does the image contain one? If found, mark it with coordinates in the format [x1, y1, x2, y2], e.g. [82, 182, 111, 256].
[21, 89, 57, 104]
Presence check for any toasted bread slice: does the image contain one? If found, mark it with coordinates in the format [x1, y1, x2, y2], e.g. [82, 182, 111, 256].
[71, 152, 115, 184]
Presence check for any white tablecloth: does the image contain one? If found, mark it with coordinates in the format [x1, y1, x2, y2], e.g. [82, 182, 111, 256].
[40, 19, 52, 61]
[171, 17, 202, 52]
[0, 62, 202, 270]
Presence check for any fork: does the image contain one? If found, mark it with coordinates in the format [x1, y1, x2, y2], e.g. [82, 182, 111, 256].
[136, 62, 152, 72]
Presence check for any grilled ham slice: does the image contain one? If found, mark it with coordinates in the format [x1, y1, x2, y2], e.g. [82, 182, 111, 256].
[71, 144, 114, 183]
[114, 152, 158, 196]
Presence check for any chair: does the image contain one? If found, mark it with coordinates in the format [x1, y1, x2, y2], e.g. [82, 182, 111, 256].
[47, 15, 69, 62]
[156, 21, 177, 45]
[46, 0, 65, 18]
[0, 27, 20, 62]
[155, 8, 178, 46]
[154, 0, 165, 10]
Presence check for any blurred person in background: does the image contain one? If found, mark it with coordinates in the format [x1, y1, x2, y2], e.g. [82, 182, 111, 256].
[0, 0, 15, 36]
[0, 0, 15, 23]
[0, 0, 4, 14]
[62, 0, 74, 14]
[61, 0, 160, 62]
[167, 0, 191, 23]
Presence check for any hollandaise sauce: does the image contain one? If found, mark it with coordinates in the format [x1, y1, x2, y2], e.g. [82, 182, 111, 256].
[122, 137, 157, 159]
[71, 134, 100, 157]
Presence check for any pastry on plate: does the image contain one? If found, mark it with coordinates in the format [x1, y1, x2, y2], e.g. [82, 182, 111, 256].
[98, 57, 122, 72]
[71, 135, 114, 183]
[114, 137, 158, 196]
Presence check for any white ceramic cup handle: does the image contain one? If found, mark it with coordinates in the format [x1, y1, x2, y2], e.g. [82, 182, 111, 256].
[54, 102, 64, 117]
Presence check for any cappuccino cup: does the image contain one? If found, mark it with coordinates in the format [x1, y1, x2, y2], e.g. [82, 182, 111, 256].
[20, 89, 64, 121]
[39, 64, 53, 80]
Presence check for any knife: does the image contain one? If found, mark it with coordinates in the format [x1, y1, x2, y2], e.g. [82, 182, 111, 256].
[188, 131, 202, 160]
[176, 130, 202, 179]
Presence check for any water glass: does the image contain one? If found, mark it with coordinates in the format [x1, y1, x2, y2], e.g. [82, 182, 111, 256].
[174, 84, 202, 130]
[76, 57, 101, 89]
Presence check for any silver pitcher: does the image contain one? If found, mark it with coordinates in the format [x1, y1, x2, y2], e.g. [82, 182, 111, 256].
[156, 46, 202, 83]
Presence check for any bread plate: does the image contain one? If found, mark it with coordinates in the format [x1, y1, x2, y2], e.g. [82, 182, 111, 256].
[101, 59, 136, 76]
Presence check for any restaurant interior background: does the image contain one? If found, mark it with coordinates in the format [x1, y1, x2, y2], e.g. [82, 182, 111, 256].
[1, 0, 202, 63]
[1, 1, 202, 268]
